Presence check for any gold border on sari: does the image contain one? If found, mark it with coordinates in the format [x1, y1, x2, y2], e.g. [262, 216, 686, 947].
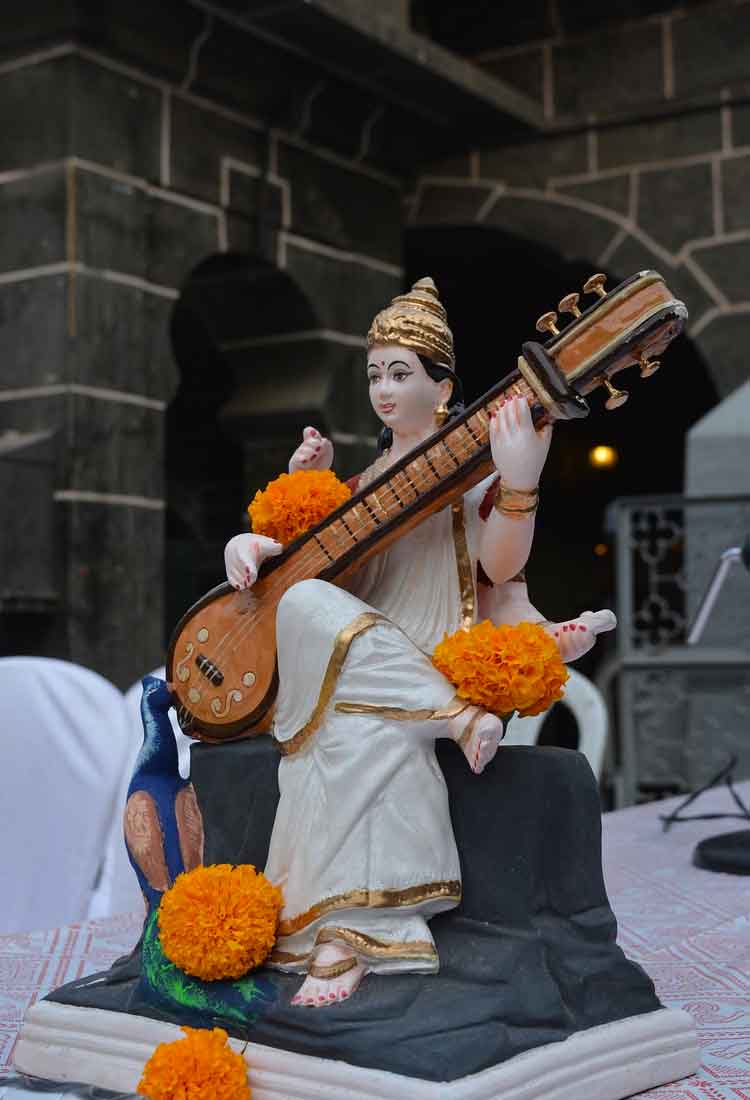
[318, 926, 438, 960]
[334, 694, 469, 722]
[268, 927, 439, 968]
[273, 611, 385, 756]
[276, 879, 462, 937]
[451, 501, 475, 630]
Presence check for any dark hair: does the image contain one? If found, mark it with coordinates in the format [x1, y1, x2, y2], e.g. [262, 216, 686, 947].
[376, 354, 465, 455]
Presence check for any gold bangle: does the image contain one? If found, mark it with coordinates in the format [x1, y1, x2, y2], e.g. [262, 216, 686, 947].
[496, 505, 538, 520]
[495, 482, 539, 519]
[498, 482, 539, 504]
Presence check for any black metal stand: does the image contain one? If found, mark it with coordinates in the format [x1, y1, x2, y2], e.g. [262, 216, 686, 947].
[694, 829, 750, 874]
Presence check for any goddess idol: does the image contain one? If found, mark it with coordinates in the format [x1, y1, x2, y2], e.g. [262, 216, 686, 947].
[224, 279, 615, 1009]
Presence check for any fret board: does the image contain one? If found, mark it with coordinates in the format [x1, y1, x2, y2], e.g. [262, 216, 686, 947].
[263, 370, 537, 587]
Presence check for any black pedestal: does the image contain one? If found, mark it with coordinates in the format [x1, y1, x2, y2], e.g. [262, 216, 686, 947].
[47, 740, 662, 1084]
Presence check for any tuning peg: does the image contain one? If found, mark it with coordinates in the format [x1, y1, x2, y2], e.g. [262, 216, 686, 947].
[639, 354, 661, 378]
[583, 273, 608, 299]
[558, 292, 582, 319]
[535, 311, 561, 338]
[602, 377, 629, 410]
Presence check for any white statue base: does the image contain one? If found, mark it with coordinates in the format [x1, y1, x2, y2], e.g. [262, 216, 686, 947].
[15, 1001, 699, 1100]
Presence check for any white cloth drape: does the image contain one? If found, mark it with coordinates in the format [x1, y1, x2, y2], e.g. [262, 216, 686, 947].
[0, 658, 134, 933]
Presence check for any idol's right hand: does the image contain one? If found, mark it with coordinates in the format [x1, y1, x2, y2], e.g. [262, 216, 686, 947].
[224, 533, 283, 590]
[288, 426, 334, 472]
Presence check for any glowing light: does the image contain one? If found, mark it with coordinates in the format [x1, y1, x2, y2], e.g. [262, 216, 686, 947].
[589, 445, 618, 468]
[594, 543, 609, 557]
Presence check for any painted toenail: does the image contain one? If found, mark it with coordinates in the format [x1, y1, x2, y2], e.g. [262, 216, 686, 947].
[580, 625, 587, 631]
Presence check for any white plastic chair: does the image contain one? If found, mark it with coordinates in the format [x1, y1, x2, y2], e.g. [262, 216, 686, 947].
[502, 667, 609, 781]
[0, 657, 134, 933]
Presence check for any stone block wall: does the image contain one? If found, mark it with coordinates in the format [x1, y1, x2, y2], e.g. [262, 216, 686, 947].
[412, 0, 750, 401]
[0, 30, 403, 686]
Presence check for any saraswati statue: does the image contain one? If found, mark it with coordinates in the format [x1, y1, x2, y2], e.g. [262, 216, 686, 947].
[16, 271, 699, 1100]
[177, 276, 645, 1007]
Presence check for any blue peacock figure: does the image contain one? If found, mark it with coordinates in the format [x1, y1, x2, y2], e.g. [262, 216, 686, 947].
[124, 675, 276, 1028]
[124, 675, 202, 908]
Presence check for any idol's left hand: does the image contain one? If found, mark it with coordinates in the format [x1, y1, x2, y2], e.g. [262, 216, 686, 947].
[489, 396, 552, 488]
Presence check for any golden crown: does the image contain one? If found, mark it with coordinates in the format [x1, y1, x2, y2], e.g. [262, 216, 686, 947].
[367, 277, 456, 373]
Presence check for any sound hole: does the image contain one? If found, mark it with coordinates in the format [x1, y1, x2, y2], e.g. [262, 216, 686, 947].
[195, 653, 224, 685]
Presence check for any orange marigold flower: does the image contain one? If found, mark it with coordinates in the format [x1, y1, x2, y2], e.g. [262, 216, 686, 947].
[248, 469, 351, 545]
[138, 1026, 250, 1100]
[432, 620, 568, 718]
[158, 864, 282, 981]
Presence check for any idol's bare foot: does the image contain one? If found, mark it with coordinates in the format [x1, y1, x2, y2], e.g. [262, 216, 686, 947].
[449, 706, 504, 774]
[544, 609, 616, 663]
[291, 943, 366, 1007]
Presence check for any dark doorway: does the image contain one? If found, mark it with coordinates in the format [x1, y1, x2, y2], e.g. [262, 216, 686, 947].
[165, 253, 317, 643]
[166, 277, 244, 641]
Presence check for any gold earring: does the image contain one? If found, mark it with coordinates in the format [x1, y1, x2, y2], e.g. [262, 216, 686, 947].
[434, 402, 450, 427]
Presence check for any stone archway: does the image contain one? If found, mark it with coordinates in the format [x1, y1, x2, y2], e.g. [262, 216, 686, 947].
[410, 179, 745, 399]
[165, 253, 321, 636]
[165, 246, 391, 639]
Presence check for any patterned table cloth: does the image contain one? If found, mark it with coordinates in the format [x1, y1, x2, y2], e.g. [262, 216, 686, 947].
[1, 783, 748, 1098]
[602, 783, 750, 1099]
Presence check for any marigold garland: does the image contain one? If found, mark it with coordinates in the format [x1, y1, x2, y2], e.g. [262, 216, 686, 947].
[432, 620, 568, 719]
[137, 1026, 250, 1100]
[158, 864, 282, 981]
[248, 468, 351, 545]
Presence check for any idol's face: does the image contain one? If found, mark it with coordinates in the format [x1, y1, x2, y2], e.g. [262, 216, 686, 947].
[366, 344, 450, 437]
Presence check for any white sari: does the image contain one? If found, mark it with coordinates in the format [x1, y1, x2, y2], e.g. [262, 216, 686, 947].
[264, 475, 496, 974]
